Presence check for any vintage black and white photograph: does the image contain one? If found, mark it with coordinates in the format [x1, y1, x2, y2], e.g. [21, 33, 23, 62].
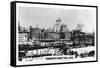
[13, 2, 97, 66]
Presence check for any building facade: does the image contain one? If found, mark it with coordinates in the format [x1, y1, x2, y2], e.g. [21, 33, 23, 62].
[18, 32, 29, 44]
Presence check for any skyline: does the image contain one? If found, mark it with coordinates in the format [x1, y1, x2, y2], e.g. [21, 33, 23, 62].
[18, 6, 96, 33]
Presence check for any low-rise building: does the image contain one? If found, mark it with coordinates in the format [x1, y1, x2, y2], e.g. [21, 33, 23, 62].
[30, 26, 41, 40]
[18, 32, 29, 44]
[47, 32, 60, 40]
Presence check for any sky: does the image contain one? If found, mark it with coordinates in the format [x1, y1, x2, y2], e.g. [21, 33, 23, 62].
[18, 6, 96, 33]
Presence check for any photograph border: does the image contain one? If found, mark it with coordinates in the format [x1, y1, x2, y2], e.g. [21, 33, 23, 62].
[10, 1, 98, 67]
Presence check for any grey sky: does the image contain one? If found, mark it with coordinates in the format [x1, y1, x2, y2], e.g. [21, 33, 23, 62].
[18, 6, 96, 33]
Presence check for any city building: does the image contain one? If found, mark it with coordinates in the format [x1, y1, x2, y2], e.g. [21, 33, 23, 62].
[64, 32, 71, 40]
[60, 24, 68, 32]
[38, 29, 48, 39]
[71, 30, 85, 46]
[85, 33, 94, 46]
[18, 32, 30, 44]
[30, 26, 41, 40]
[18, 22, 30, 44]
[47, 32, 60, 40]
[53, 18, 61, 32]
[60, 23, 71, 40]
[76, 24, 84, 31]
